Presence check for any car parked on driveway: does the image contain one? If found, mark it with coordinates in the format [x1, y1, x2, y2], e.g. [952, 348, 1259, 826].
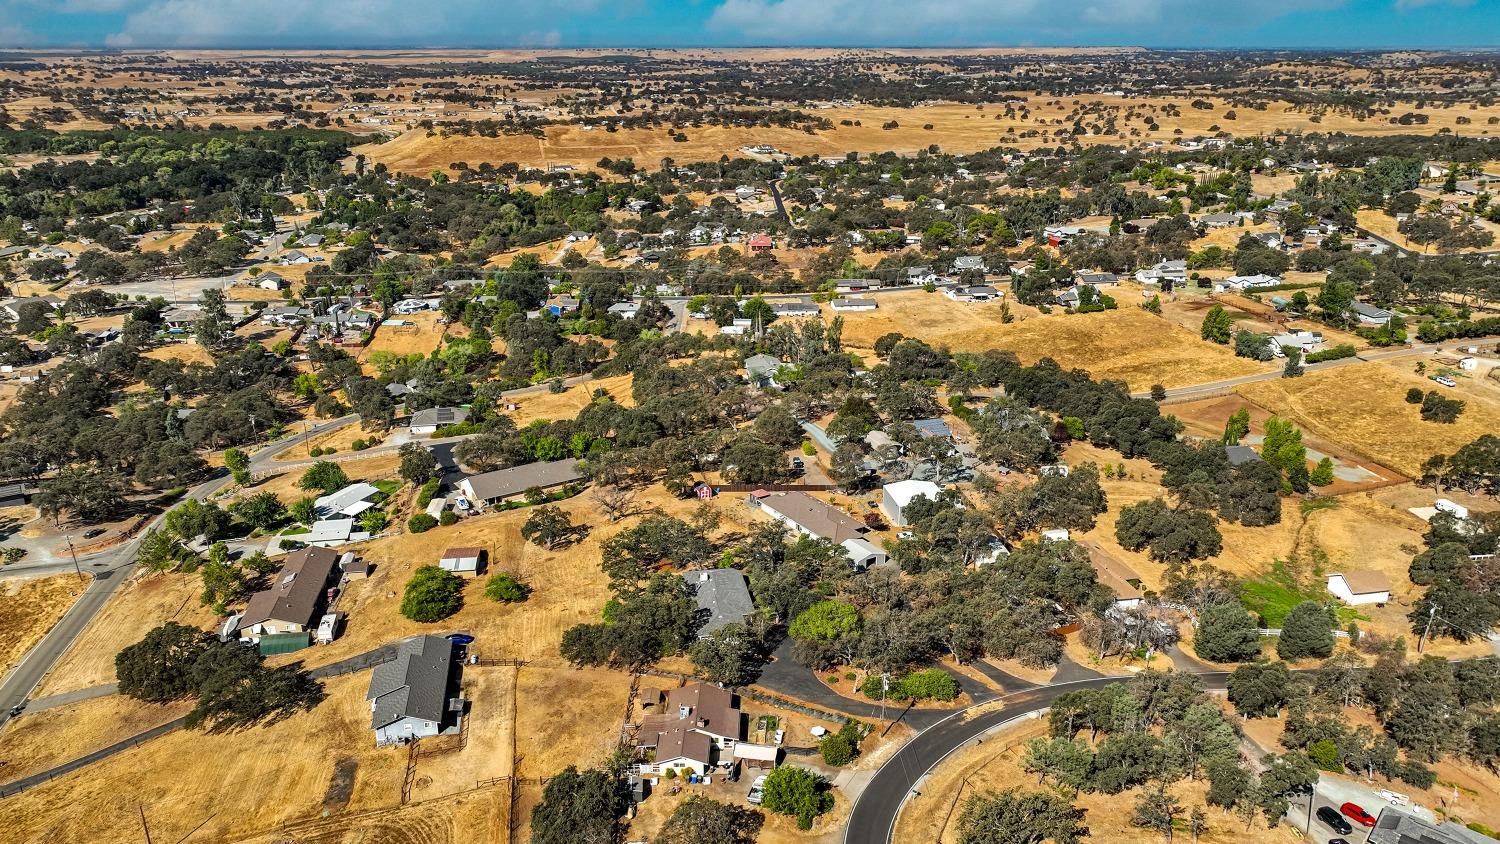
[747, 774, 766, 805]
[1341, 802, 1376, 827]
[1318, 806, 1354, 835]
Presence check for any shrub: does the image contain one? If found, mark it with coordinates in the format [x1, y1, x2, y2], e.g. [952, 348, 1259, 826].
[819, 732, 854, 766]
[1305, 344, 1357, 363]
[485, 573, 531, 603]
[1405, 387, 1425, 404]
[801, 441, 816, 456]
[415, 478, 441, 508]
[899, 668, 959, 701]
[439, 511, 458, 526]
[407, 513, 438, 533]
[1307, 739, 1341, 771]
[399, 565, 463, 622]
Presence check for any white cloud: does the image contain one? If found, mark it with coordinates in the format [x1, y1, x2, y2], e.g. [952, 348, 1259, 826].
[101, 0, 606, 47]
[706, 0, 1344, 43]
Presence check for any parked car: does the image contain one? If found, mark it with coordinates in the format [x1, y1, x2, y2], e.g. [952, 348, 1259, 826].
[747, 775, 766, 805]
[82, 528, 106, 539]
[1341, 803, 1376, 828]
[1329, 839, 1351, 844]
[1433, 375, 1457, 387]
[1318, 807, 1353, 835]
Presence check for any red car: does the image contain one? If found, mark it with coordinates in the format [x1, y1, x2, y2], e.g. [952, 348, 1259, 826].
[1341, 802, 1377, 828]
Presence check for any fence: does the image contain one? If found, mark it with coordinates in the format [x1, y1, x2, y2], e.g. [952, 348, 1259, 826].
[714, 483, 838, 493]
[0, 716, 188, 798]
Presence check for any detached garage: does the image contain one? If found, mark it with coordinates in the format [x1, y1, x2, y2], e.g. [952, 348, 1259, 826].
[439, 547, 483, 575]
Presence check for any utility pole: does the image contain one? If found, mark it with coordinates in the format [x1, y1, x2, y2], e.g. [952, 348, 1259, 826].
[64, 533, 82, 581]
[1418, 604, 1437, 653]
[138, 804, 152, 844]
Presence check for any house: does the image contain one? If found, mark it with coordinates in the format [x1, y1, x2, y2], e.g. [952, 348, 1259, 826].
[746, 233, 774, 253]
[0, 483, 29, 507]
[314, 482, 381, 519]
[1224, 445, 1262, 466]
[1327, 570, 1390, 606]
[392, 298, 431, 315]
[904, 266, 938, 285]
[834, 278, 883, 293]
[409, 406, 468, 436]
[831, 296, 877, 312]
[1074, 272, 1119, 288]
[298, 233, 325, 247]
[1042, 528, 1071, 542]
[951, 256, 987, 274]
[608, 301, 640, 319]
[744, 354, 784, 390]
[1055, 287, 1081, 308]
[688, 569, 755, 636]
[0, 296, 63, 323]
[1198, 212, 1245, 229]
[735, 185, 761, 201]
[265, 519, 371, 554]
[1354, 302, 1393, 326]
[1251, 231, 1289, 251]
[1088, 545, 1145, 609]
[1268, 330, 1322, 356]
[565, 230, 590, 244]
[1043, 225, 1085, 247]
[457, 459, 585, 508]
[880, 480, 942, 526]
[1458, 356, 1478, 371]
[1135, 260, 1187, 284]
[279, 249, 312, 265]
[911, 418, 952, 440]
[945, 285, 1001, 302]
[770, 297, 820, 318]
[544, 296, 580, 316]
[438, 547, 483, 575]
[235, 547, 342, 645]
[1225, 274, 1281, 290]
[747, 490, 887, 569]
[1367, 806, 1497, 844]
[636, 683, 743, 776]
[160, 307, 200, 331]
[368, 635, 460, 746]
[253, 271, 288, 290]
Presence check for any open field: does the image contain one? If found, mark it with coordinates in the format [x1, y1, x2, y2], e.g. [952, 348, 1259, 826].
[358, 311, 448, 374]
[893, 714, 1302, 844]
[503, 373, 636, 426]
[33, 572, 219, 697]
[829, 291, 1267, 390]
[141, 341, 216, 367]
[1234, 360, 1500, 478]
[356, 96, 1500, 174]
[271, 420, 397, 462]
[0, 675, 411, 844]
[1357, 209, 1500, 255]
[0, 694, 191, 781]
[0, 574, 87, 680]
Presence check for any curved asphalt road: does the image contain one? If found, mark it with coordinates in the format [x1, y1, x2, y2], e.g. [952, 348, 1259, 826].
[843, 671, 1233, 844]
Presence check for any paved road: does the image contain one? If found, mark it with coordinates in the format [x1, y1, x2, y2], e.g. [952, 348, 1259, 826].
[842, 671, 1233, 844]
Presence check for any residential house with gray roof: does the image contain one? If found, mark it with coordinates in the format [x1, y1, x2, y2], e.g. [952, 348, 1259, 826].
[368, 636, 460, 746]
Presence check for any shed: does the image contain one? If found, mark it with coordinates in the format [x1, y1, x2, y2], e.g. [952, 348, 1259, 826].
[880, 480, 942, 526]
[1327, 570, 1390, 606]
[439, 547, 483, 575]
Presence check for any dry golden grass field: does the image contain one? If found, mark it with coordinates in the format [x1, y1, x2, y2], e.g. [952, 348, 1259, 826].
[32, 571, 219, 697]
[358, 311, 449, 374]
[1356, 209, 1500, 255]
[0, 675, 412, 844]
[0, 574, 87, 680]
[1234, 360, 1500, 478]
[503, 372, 636, 426]
[0, 694, 192, 781]
[270, 420, 392, 462]
[140, 341, 216, 367]
[830, 291, 1267, 390]
[356, 96, 1500, 174]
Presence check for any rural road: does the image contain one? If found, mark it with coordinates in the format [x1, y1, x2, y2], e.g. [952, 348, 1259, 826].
[0, 414, 354, 728]
[1134, 340, 1486, 402]
[843, 672, 1233, 844]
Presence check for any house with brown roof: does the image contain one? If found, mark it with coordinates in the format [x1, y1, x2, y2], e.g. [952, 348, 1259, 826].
[746, 490, 886, 569]
[235, 547, 342, 644]
[1085, 543, 1144, 609]
[1327, 570, 1390, 606]
[635, 683, 743, 777]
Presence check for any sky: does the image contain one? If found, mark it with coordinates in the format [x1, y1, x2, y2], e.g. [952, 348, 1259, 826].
[1, 0, 1498, 50]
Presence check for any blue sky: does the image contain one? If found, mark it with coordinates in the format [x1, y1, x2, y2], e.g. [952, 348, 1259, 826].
[1, 0, 1497, 50]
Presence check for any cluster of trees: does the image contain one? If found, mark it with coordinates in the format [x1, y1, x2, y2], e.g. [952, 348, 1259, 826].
[1029, 672, 1317, 833]
[1226, 651, 1500, 779]
[116, 622, 323, 732]
[1407, 512, 1500, 644]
